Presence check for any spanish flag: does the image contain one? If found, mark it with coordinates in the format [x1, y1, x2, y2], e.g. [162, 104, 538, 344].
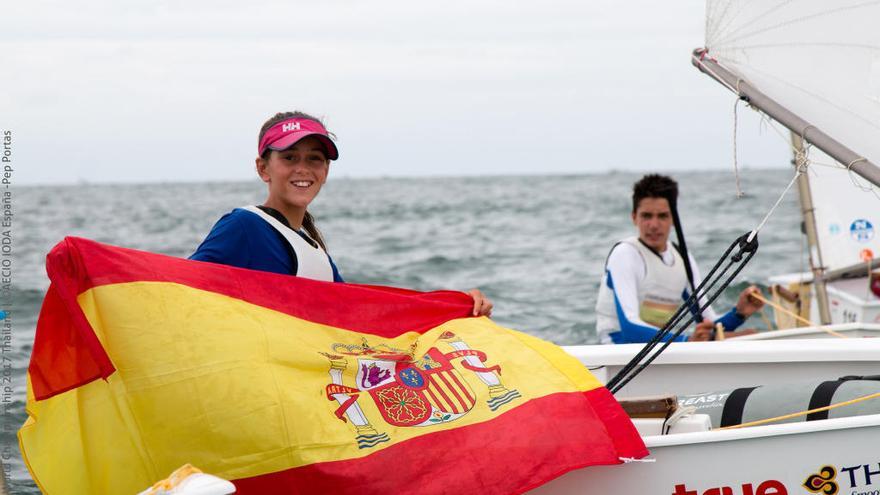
[20, 237, 646, 494]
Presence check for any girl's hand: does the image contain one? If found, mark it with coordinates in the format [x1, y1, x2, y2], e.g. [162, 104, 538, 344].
[466, 289, 494, 317]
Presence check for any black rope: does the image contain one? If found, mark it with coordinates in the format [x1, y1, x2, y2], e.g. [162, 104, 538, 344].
[669, 195, 699, 325]
[607, 232, 758, 393]
[610, 248, 756, 393]
[606, 232, 759, 394]
[604, 233, 746, 390]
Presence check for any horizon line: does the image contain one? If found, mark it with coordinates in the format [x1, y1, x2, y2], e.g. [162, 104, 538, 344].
[14, 165, 790, 188]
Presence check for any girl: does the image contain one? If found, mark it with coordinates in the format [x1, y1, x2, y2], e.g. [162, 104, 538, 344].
[191, 111, 493, 316]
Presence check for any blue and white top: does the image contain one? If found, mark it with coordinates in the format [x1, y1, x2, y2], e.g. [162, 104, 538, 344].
[594, 237, 744, 344]
[190, 206, 344, 282]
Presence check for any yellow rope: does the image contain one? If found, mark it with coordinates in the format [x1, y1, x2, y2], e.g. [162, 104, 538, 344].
[750, 291, 813, 326]
[757, 306, 774, 332]
[749, 291, 848, 338]
[718, 391, 880, 430]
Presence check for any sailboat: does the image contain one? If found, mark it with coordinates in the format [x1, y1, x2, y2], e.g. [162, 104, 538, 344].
[747, 132, 880, 338]
[531, 1, 880, 492]
[700, 0, 880, 340]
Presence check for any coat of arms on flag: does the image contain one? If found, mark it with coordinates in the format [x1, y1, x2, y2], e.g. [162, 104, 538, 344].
[323, 331, 521, 448]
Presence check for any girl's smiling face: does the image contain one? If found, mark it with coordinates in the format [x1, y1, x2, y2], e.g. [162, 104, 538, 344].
[257, 136, 329, 226]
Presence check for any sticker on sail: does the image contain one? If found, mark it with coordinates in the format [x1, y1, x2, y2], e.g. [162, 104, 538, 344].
[829, 223, 841, 236]
[850, 219, 874, 243]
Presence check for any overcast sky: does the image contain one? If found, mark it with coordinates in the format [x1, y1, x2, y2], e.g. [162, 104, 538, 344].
[4, 0, 792, 185]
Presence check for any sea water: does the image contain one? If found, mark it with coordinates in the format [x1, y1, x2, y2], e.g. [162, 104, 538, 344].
[5, 169, 805, 491]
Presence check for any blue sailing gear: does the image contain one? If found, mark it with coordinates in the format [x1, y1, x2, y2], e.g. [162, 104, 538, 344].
[605, 270, 689, 344]
[597, 240, 747, 344]
[190, 207, 343, 282]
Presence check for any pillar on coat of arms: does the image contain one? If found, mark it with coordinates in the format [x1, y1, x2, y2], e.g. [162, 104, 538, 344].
[440, 333, 521, 406]
[324, 355, 390, 448]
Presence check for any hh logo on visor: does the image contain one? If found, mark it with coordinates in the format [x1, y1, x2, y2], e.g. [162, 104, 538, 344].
[282, 122, 301, 132]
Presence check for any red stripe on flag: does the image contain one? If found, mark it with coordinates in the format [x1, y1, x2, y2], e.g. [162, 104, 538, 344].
[232, 389, 648, 495]
[29, 285, 116, 401]
[436, 371, 468, 412]
[427, 374, 460, 414]
[423, 386, 445, 413]
[31, 237, 476, 400]
[47, 237, 473, 336]
[448, 370, 476, 408]
[585, 386, 651, 457]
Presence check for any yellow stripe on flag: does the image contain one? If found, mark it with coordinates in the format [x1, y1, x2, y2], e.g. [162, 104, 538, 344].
[21, 281, 605, 492]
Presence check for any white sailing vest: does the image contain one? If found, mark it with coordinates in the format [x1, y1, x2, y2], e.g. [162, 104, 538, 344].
[595, 237, 690, 340]
[241, 205, 335, 282]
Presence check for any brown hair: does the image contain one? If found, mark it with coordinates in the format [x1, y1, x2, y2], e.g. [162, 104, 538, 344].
[632, 174, 678, 213]
[258, 111, 331, 251]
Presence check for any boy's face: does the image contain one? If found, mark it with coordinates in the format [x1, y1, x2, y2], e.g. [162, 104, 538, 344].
[632, 197, 673, 251]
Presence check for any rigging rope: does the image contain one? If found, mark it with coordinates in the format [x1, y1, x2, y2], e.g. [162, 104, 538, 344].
[669, 194, 699, 323]
[732, 97, 744, 197]
[696, 50, 880, 201]
[746, 291, 849, 338]
[607, 232, 759, 393]
[738, 91, 880, 202]
[749, 168, 802, 243]
[757, 305, 774, 332]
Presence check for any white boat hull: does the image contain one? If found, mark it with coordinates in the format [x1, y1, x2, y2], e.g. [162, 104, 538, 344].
[532, 414, 880, 495]
[530, 340, 880, 494]
[564, 339, 880, 397]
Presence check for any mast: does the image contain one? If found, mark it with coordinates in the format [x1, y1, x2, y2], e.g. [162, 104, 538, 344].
[692, 49, 880, 189]
[791, 133, 831, 325]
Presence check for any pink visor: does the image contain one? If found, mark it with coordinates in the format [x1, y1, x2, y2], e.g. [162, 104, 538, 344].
[258, 118, 339, 160]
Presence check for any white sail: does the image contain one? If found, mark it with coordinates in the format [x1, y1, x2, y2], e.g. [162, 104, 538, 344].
[807, 148, 880, 270]
[706, 0, 880, 271]
[705, 0, 880, 171]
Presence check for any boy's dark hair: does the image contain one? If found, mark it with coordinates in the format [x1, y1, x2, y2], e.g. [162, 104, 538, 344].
[632, 174, 678, 213]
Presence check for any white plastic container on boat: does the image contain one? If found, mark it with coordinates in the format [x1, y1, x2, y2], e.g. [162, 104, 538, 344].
[826, 279, 880, 325]
[767, 272, 880, 332]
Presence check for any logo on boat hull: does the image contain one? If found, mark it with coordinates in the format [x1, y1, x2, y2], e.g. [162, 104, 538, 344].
[671, 462, 880, 495]
[671, 479, 788, 495]
[803, 465, 838, 495]
[804, 462, 880, 494]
